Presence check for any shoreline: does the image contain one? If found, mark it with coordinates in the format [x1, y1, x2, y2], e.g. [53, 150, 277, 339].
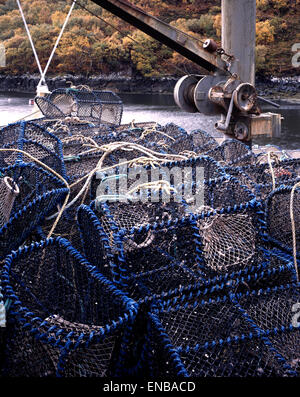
[0, 73, 299, 100]
[0, 74, 179, 96]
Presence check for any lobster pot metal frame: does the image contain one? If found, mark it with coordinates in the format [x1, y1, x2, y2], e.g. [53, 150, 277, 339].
[144, 271, 300, 377]
[261, 186, 300, 258]
[36, 88, 123, 126]
[77, 157, 227, 296]
[0, 237, 138, 377]
[0, 162, 68, 259]
[225, 158, 300, 201]
[78, 199, 201, 301]
[205, 139, 257, 167]
[77, 174, 264, 301]
[0, 121, 66, 178]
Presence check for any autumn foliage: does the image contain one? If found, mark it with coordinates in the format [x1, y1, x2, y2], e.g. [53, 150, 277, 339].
[0, 0, 298, 77]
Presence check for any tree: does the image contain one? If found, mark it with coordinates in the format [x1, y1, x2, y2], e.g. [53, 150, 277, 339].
[128, 30, 172, 77]
[272, 0, 289, 13]
[56, 30, 93, 75]
[213, 14, 221, 39]
[0, 0, 297, 77]
[256, 0, 270, 11]
[256, 20, 275, 45]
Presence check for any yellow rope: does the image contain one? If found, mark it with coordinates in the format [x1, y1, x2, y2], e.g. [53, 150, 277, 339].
[290, 181, 300, 283]
[156, 140, 169, 150]
[66, 156, 167, 212]
[97, 141, 187, 163]
[127, 180, 177, 196]
[179, 150, 198, 158]
[63, 116, 94, 125]
[71, 84, 92, 92]
[138, 126, 175, 142]
[267, 151, 280, 191]
[62, 135, 102, 156]
[48, 145, 188, 220]
[96, 180, 177, 204]
[62, 135, 98, 145]
[48, 119, 70, 135]
[0, 149, 70, 239]
[68, 140, 188, 191]
[47, 140, 189, 220]
[69, 141, 145, 161]
[128, 157, 162, 169]
[65, 140, 187, 170]
[256, 151, 280, 190]
[68, 156, 163, 190]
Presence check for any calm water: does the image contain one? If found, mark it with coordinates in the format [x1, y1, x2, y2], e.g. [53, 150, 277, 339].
[1, 91, 300, 149]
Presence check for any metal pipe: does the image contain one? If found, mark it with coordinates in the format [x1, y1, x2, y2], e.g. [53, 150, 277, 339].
[222, 0, 256, 85]
[215, 94, 235, 131]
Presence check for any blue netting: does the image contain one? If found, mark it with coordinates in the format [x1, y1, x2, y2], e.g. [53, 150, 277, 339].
[261, 186, 300, 258]
[77, 173, 263, 301]
[0, 237, 138, 377]
[0, 121, 66, 178]
[80, 122, 190, 155]
[0, 162, 68, 259]
[0, 284, 5, 371]
[144, 272, 300, 377]
[136, 246, 299, 306]
[76, 155, 227, 289]
[0, 114, 299, 377]
[205, 139, 257, 167]
[124, 125, 218, 156]
[226, 158, 300, 200]
[78, 201, 201, 299]
[190, 129, 218, 154]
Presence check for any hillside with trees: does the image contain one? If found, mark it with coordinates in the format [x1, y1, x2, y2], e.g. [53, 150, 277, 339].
[0, 0, 299, 78]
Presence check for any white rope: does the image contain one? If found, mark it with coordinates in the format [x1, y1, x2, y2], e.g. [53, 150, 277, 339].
[46, 141, 188, 221]
[37, 0, 76, 89]
[16, 0, 46, 87]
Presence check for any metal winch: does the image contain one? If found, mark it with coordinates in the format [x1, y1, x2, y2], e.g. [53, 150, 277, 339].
[80, 0, 282, 142]
[174, 72, 261, 142]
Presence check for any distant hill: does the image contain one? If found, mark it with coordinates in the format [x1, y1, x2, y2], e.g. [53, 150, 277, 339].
[0, 0, 299, 78]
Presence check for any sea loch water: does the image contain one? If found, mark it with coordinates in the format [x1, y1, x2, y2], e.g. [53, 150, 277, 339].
[1, 91, 300, 150]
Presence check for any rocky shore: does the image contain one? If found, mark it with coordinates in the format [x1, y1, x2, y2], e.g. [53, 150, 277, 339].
[0, 73, 178, 95]
[0, 73, 299, 97]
